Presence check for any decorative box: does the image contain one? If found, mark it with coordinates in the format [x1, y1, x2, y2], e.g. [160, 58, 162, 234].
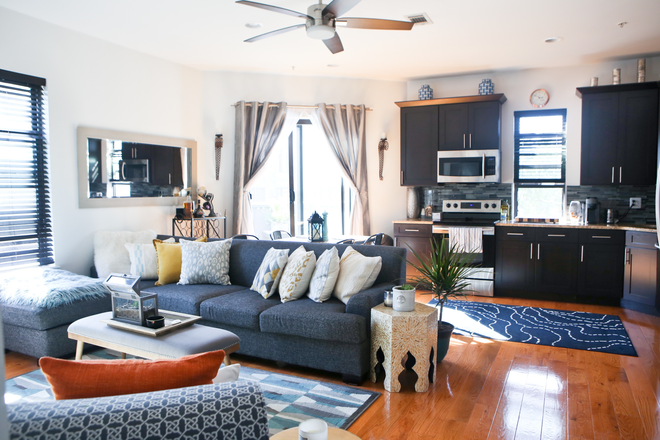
[418, 84, 433, 100]
[103, 273, 158, 326]
[478, 79, 494, 95]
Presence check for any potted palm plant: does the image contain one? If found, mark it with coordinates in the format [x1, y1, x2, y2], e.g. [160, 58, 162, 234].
[405, 238, 476, 362]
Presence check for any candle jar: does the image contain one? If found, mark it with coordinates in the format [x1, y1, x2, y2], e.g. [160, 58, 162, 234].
[383, 291, 393, 307]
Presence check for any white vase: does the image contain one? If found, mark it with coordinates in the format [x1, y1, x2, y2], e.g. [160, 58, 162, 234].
[406, 187, 420, 219]
[392, 286, 416, 312]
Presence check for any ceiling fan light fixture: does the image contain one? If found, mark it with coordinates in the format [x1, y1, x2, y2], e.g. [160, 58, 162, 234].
[306, 24, 336, 40]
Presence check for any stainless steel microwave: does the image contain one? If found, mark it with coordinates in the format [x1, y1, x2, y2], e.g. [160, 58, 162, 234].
[437, 149, 500, 183]
[119, 159, 149, 182]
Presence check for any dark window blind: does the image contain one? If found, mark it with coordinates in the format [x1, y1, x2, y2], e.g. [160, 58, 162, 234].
[514, 109, 567, 184]
[0, 69, 53, 269]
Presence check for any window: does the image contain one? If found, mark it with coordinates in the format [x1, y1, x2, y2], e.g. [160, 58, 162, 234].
[250, 120, 353, 239]
[514, 109, 566, 219]
[0, 69, 53, 270]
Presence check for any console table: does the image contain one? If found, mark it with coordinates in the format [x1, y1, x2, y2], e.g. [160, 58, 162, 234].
[370, 303, 437, 392]
[172, 216, 226, 239]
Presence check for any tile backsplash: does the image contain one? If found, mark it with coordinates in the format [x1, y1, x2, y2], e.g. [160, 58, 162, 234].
[416, 183, 656, 224]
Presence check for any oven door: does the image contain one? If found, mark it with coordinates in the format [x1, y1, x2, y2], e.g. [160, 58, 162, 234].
[432, 225, 495, 296]
[437, 150, 500, 183]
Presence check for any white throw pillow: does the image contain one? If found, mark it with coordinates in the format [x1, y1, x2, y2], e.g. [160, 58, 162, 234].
[251, 248, 290, 298]
[212, 364, 241, 384]
[279, 246, 316, 303]
[125, 238, 175, 280]
[178, 239, 232, 285]
[333, 246, 382, 304]
[308, 247, 340, 303]
[94, 230, 158, 279]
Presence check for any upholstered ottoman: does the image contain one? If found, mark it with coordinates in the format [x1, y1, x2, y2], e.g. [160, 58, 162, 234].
[68, 311, 241, 363]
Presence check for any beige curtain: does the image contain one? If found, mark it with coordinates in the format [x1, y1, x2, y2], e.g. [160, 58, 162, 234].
[232, 101, 289, 235]
[311, 103, 370, 235]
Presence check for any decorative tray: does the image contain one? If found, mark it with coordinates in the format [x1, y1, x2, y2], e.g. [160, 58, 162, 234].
[101, 309, 201, 337]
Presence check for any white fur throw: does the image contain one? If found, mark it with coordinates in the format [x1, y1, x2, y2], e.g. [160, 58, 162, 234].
[94, 230, 158, 279]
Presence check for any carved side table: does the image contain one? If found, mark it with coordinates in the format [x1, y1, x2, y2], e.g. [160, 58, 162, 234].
[370, 302, 437, 392]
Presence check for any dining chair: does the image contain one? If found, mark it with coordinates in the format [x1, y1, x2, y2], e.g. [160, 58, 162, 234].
[270, 230, 292, 240]
[229, 234, 260, 240]
[336, 238, 355, 244]
[361, 233, 384, 245]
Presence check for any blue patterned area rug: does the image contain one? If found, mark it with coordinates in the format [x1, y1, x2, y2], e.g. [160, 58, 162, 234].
[428, 299, 637, 356]
[4, 350, 380, 436]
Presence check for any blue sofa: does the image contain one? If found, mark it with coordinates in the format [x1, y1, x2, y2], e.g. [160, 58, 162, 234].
[8, 380, 269, 440]
[142, 237, 406, 381]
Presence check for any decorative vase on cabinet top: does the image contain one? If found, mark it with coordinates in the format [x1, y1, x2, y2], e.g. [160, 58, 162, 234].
[418, 84, 433, 100]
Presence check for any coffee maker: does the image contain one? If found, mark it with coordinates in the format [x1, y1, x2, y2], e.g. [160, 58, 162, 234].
[585, 197, 600, 224]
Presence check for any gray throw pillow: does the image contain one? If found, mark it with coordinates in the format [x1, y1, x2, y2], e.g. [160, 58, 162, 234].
[178, 239, 232, 285]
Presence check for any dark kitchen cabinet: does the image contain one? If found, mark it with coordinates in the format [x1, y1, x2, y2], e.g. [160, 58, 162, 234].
[149, 146, 184, 186]
[397, 94, 506, 186]
[393, 222, 433, 282]
[624, 231, 658, 305]
[577, 230, 625, 299]
[122, 142, 151, 160]
[535, 241, 579, 294]
[400, 106, 438, 186]
[577, 82, 659, 186]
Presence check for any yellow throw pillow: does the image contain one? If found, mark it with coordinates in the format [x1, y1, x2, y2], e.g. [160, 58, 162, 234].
[154, 237, 207, 286]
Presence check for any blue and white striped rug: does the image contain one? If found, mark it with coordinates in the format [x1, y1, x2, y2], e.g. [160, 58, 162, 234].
[430, 299, 637, 356]
[4, 350, 379, 436]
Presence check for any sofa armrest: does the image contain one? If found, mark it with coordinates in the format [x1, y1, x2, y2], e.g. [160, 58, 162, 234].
[345, 282, 395, 323]
[8, 381, 269, 440]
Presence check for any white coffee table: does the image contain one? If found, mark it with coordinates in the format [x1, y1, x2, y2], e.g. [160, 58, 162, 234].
[68, 311, 240, 363]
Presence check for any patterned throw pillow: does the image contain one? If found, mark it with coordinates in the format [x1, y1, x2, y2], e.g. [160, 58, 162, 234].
[279, 246, 316, 303]
[251, 248, 289, 299]
[125, 238, 175, 280]
[179, 239, 232, 285]
[153, 237, 206, 286]
[333, 246, 382, 304]
[308, 247, 340, 303]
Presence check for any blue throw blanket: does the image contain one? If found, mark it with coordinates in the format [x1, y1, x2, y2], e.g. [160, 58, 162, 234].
[0, 268, 107, 309]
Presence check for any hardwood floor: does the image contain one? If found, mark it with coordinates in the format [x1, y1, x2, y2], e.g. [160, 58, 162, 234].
[5, 294, 660, 440]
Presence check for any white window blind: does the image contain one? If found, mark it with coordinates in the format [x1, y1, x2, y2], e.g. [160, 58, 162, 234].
[514, 109, 566, 184]
[0, 69, 53, 270]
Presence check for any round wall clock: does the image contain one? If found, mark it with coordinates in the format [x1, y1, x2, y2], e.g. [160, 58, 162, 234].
[530, 89, 550, 108]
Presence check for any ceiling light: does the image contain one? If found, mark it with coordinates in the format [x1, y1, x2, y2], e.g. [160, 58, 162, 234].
[327, 64, 339, 68]
[544, 37, 562, 43]
[245, 23, 262, 29]
[306, 24, 335, 40]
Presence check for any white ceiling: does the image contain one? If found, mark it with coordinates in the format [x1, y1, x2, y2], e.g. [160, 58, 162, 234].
[2, 0, 660, 81]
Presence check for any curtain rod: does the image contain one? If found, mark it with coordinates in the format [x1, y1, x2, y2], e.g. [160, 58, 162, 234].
[232, 103, 373, 111]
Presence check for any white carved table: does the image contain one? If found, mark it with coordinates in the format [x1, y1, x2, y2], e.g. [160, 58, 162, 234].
[370, 302, 437, 392]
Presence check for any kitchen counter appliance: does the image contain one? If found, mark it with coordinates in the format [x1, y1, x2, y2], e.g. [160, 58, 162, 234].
[437, 150, 500, 183]
[433, 199, 501, 296]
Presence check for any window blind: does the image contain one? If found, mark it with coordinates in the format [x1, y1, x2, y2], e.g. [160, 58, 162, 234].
[0, 69, 53, 270]
[514, 109, 566, 184]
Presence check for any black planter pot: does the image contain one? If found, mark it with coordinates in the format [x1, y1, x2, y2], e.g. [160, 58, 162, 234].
[437, 321, 455, 363]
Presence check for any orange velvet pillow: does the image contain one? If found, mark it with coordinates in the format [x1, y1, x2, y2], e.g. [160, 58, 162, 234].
[40, 350, 225, 400]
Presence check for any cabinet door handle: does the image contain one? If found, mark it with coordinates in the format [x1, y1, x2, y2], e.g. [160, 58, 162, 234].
[537, 243, 540, 260]
[530, 243, 533, 260]
[463, 134, 466, 149]
[592, 236, 611, 239]
[168, 173, 171, 184]
[404, 229, 420, 232]
[507, 232, 524, 236]
[625, 248, 631, 264]
[611, 167, 615, 183]
[547, 234, 566, 237]
[400, 171, 403, 185]
[581, 245, 584, 262]
[469, 133, 472, 149]
[619, 167, 622, 183]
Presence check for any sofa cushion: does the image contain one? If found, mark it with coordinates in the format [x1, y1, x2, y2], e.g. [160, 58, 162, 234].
[279, 246, 316, 303]
[333, 246, 382, 304]
[94, 230, 158, 279]
[251, 247, 289, 298]
[125, 238, 175, 279]
[179, 238, 232, 286]
[142, 284, 244, 315]
[154, 238, 206, 286]
[259, 297, 367, 344]
[200, 289, 281, 331]
[308, 247, 340, 303]
[1, 295, 111, 331]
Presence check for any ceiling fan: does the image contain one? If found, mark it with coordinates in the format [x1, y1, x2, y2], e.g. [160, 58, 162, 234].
[236, 0, 414, 54]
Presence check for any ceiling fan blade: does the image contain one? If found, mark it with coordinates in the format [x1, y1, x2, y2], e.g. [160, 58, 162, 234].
[245, 24, 306, 43]
[236, 1, 312, 20]
[323, 33, 344, 54]
[336, 17, 414, 30]
[322, 0, 361, 18]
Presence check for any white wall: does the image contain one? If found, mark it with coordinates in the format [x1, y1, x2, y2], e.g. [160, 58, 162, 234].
[200, 71, 406, 237]
[408, 56, 660, 185]
[0, 7, 204, 275]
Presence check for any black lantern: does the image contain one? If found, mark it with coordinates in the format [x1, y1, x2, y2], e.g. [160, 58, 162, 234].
[308, 211, 324, 242]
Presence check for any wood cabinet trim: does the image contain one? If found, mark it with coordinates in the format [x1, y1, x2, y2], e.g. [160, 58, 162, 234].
[396, 93, 507, 108]
[576, 81, 659, 98]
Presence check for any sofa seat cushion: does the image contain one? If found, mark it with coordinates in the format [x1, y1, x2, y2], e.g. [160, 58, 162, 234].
[200, 290, 281, 331]
[1, 295, 111, 331]
[141, 284, 244, 315]
[259, 298, 366, 344]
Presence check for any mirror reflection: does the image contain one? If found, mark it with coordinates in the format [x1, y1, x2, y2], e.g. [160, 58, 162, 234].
[87, 138, 192, 199]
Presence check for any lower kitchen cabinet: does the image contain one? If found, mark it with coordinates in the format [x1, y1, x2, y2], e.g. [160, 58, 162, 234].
[624, 231, 658, 305]
[393, 222, 433, 283]
[496, 226, 625, 300]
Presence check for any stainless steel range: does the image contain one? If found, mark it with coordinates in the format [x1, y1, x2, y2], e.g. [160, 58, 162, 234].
[432, 199, 500, 297]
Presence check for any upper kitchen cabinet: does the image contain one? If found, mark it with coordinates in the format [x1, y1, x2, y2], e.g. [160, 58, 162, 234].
[397, 94, 506, 186]
[577, 82, 659, 186]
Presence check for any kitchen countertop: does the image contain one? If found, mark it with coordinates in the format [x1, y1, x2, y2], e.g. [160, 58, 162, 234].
[496, 221, 657, 233]
[393, 219, 433, 225]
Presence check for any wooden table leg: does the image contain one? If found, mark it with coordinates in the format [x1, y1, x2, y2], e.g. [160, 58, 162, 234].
[225, 354, 231, 365]
[75, 341, 84, 360]
[120, 353, 126, 359]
